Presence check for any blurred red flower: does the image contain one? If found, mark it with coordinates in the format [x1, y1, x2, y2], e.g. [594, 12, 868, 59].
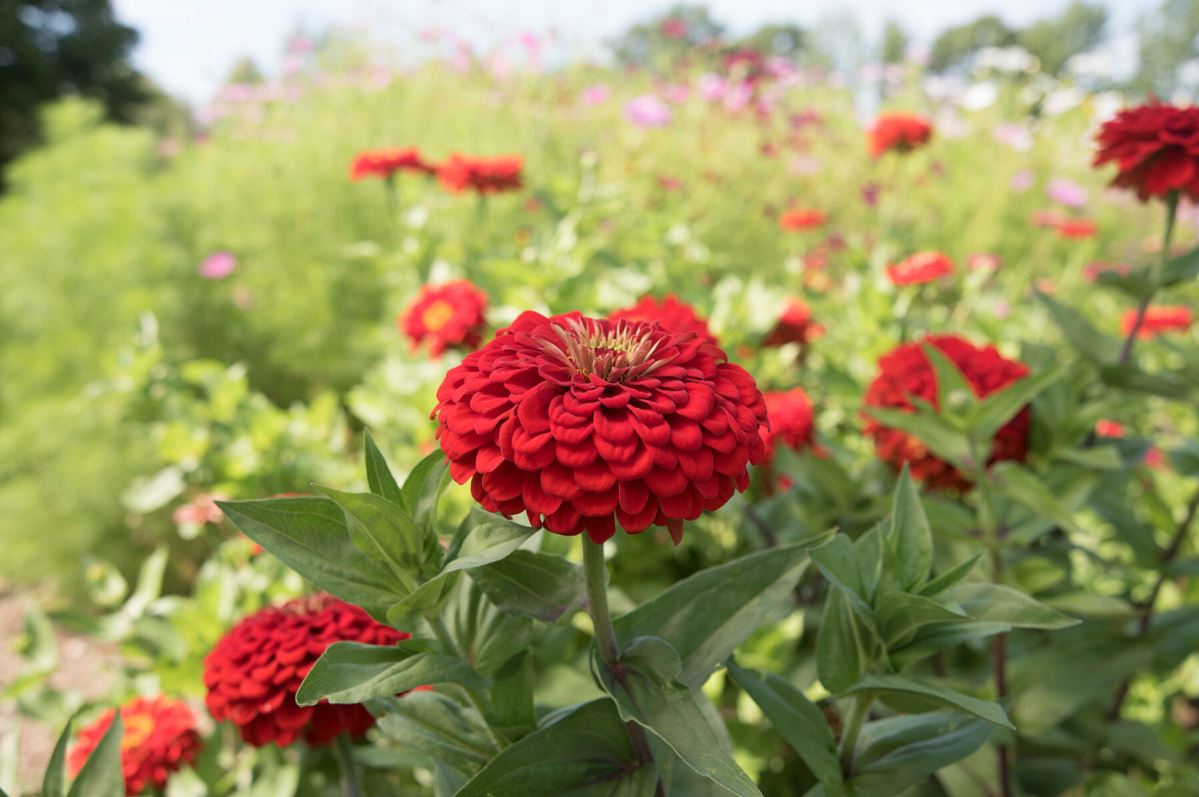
[204, 594, 408, 747]
[68, 696, 201, 796]
[438, 154, 523, 194]
[886, 251, 955, 286]
[868, 112, 933, 157]
[779, 208, 827, 231]
[349, 148, 435, 181]
[863, 335, 1031, 490]
[1094, 103, 1199, 201]
[763, 299, 822, 347]
[1120, 305, 1193, 339]
[400, 280, 489, 357]
[1095, 419, 1125, 438]
[762, 388, 816, 460]
[1055, 219, 1097, 240]
[433, 311, 767, 544]
[660, 18, 687, 39]
[608, 295, 717, 344]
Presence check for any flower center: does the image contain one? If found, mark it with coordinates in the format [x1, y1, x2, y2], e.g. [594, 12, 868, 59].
[536, 318, 671, 382]
[421, 300, 455, 332]
[122, 712, 155, 750]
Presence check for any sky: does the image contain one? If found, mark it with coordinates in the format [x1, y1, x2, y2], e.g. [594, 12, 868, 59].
[112, 0, 1152, 104]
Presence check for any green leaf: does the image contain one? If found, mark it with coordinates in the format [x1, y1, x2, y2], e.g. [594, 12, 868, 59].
[296, 643, 488, 706]
[920, 343, 976, 419]
[470, 550, 584, 622]
[1035, 291, 1121, 365]
[888, 466, 932, 591]
[42, 716, 72, 797]
[488, 651, 536, 739]
[918, 553, 982, 597]
[726, 660, 842, 790]
[375, 690, 497, 778]
[1052, 444, 1124, 470]
[217, 498, 403, 619]
[849, 712, 993, 794]
[364, 431, 405, 506]
[861, 407, 973, 469]
[1161, 244, 1199, 287]
[444, 509, 536, 574]
[1168, 440, 1199, 477]
[988, 462, 1082, 535]
[66, 714, 123, 797]
[1099, 363, 1195, 399]
[942, 583, 1078, 630]
[889, 621, 1011, 669]
[613, 536, 827, 690]
[385, 571, 461, 628]
[810, 535, 866, 608]
[877, 592, 967, 649]
[402, 450, 451, 534]
[449, 579, 534, 675]
[971, 364, 1066, 442]
[846, 674, 1013, 729]
[456, 699, 656, 797]
[817, 588, 869, 694]
[315, 486, 424, 587]
[595, 637, 761, 797]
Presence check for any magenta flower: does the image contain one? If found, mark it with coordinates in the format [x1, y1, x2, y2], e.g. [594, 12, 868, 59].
[624, 94, 672, 128]
[698, 73, 726, 101]
[200, 251, 237, 280]
[1046, 178, 1088, 208]
[580, 84, 611, 105]
[1010, 170, 1035, 192]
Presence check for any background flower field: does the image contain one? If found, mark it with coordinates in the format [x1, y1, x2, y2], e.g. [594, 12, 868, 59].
[2, 2, 1199, 795]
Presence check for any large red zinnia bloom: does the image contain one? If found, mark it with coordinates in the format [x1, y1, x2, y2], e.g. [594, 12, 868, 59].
[607, 295, 717, 345]
[1094, 103, 1199, 201]
[868, 112, 933, 157]
[350, 148, 435, 181]
[762, 388, 816, 460]
[863, 335, 1031, 490]
[779, 208, 827, 231]
[438, 154, 523, 194]
[432, 311, 768, 544]
[1121, 305, 1194, 339]
[68, 696, 201, 795]
[887, 251, 954, 286]
[400, 280, 489, 357]
[204, 594, 408, 748]
[763, 299, 821, 347]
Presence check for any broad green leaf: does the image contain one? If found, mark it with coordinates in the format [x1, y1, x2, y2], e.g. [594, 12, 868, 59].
[296, 642, 487, 706]
[217, 498, 403, 619]
[971, 364, 1066, 442]
[726, 660, 842, 791]
[1035, 291, 1121, 365]
[877, 592, 967, 649]
[364, 431, 404, 506]
[854, 523, 887, 602]
[817, 588, 868, 694]
[1099, 364, 1195, 400]
[449, 578, 534, 675]
[888, 466, 932, 591]
[918, 553, 982, 597]
[470, 550, 584, 622]
[920, 343, 976, 419]
[862, 407, 972, 469]
[456, 699, 656, 797]
[42, 717, 72, 797]
[315, 486, 424, 587]
[988, 462, 1082, 535]
[66, 714, 123, 797]
[375, 691, 497, 777]
[614, 536, 827, 689]
[402, 450, 451, 534]
[1096, 269, 1154, 300]
[810, 535, 866, 608]
[849, 712, 993, 794]
[595, 637, 761, 797]
[444, 509, 536, 573]
[889, 621, 1011, 669]
[1052, 444, 1124, 470]
[942, 583, 1078, 630]
[488, 651, 536, 739]
[1161, 244, 1199, 286]
[385, 571, 461, 628]
[1168, 440, 1199, 477]
[847, 675, 1013, 729]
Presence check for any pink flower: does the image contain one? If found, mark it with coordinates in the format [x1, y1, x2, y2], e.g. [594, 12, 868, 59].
[662, 84, 690, 104]
[1010, 170, 1035, 192]
[1047, 178, 1088, 208]
[200, 251, 237, 280]
[580, 84, 611, 105]
[698, 73, 727, 101]
[625, 94, 673, 128]
[174, 494, 226, 527]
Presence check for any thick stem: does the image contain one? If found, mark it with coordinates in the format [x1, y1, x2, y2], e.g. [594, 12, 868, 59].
[1117, 193, 1179, 365]
[334, 734, 362, 797]
[838, 693, 871, 776]
[428, 615, 510, 750]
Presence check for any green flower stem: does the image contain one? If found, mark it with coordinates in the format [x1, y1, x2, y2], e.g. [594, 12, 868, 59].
[428, 615, 510, 750]
[334, 734, 362, 797]
[1118, 192, 1179, 364]
[838, 692, 871, 776]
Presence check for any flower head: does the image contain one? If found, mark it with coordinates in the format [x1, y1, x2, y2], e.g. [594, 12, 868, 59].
[761, 388, 816, 460]
[607, 295, 717, 345]
[350, 148, 435, 181]
[204, 594, 408, 747]
[433, 311, 768, 544]
[1121, 305, 1193, 339]
[437, 154, 523, 194]
[200, 251, 237, 280]
[68, 696, 201, 795]
[1055, 219, 1097, 240]
[868, 112, 933, 157]
[1094, 103, 1199, 201]
[625, 95, 673, 129]
[863, 335, 1031, 490]
[400, 280, 489, 357]
[886, 251, 954, 286]
[779, 208, 827, 231]
[763, 299, 821, 347]
[1046, 178, 1088, 207]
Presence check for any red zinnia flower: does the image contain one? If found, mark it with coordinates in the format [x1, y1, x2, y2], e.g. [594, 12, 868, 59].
[1094, 103, 1199, 201]
[1055, 219, 1097, 240]
[868, 112, 933, 157]
[763, 299, 822, 347]
[863, 335, 1031, 490]
[204, 594, 408, 747]
[437, 154, 523, 194]
[432, 311, 768, 544]
[886, 251, 955, 286]
[761, 388, 816, 460]
[607, 295, 717, 345]
[1095, 419, 1125, 438]
[68, 696, 201, 795]
[400, 280, 489, 357]
[779, 208, 827, 231]
[1120, 305, 1194, 339]
[349, 148, 435, 181]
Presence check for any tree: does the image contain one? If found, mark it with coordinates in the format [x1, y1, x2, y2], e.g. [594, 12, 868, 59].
[1017, 0, 1107, 75]
[734, 23, 806, 59]
[881, 19, 909, 64]
[1130, 0, 1199, 98]
[610, 4, 725, 68]
[928, 15, 1016, 72]
[0, 0, 147, 177]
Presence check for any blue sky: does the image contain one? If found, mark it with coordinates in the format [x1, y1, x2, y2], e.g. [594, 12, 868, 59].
[112, 0, 1150, 103]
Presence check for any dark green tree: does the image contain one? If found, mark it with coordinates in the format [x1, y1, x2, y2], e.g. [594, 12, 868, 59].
[610, 4, 725, 68]
[0, 0, 147, 175]
[734, 23, 806, 58]
[1130, 0, 1199, 98]
[927, 15, 1016, 72]
[881, 19, 909, 64]
[1017, 0, 1108, 75]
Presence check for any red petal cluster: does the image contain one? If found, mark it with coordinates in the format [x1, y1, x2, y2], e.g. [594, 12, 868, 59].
[400, 280, 489, 357]
[607, 295, 717, 345]
[763, 299, 821, 347]
[863, 335, 1031, 490]
[779, 208, 827, 231]
[762, 388, 816, 460]
[1121, 305, 1194, 339]
[1094, 103, 1199, 201]
[68, 696, 201, 795]
[433, 311, 768, 544]
[349, 148, 435, 181]
[204, 594, 408, 747]
[1054, 219, 1097, 240]
[886, 251, 955, 286]
[438, 154, 524, 194]
[867, 112, 933, 157]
